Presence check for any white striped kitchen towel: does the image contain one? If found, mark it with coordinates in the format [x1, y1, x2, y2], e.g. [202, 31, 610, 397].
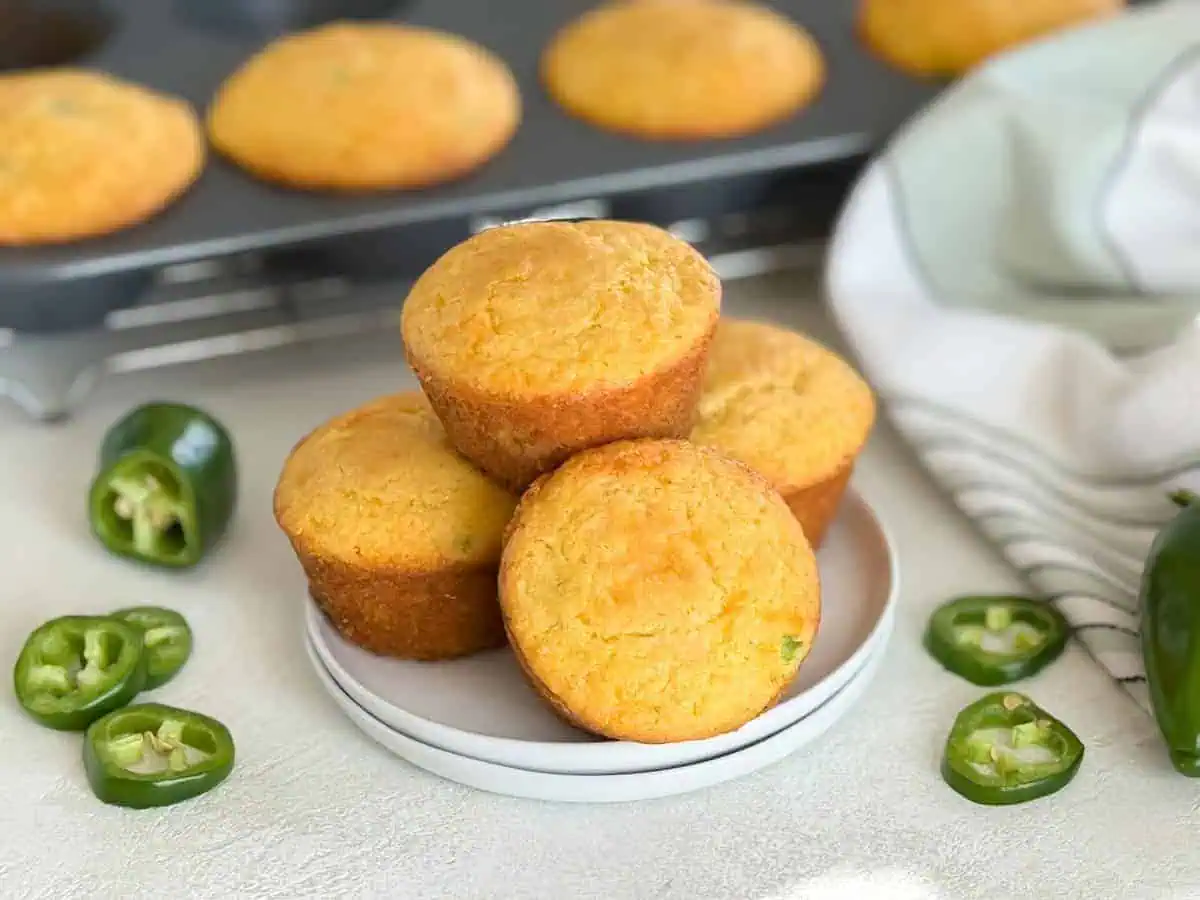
[826, 0, 1200, 712]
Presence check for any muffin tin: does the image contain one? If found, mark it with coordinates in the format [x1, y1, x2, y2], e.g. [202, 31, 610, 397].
[0, 0, 940, 331]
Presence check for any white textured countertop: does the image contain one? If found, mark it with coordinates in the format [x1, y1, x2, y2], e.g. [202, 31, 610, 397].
[0, 271, 1194, 900]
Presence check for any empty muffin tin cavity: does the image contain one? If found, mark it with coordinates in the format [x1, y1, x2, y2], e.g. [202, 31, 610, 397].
[0, 0, 114, 71]
[174, 0, 407, 39]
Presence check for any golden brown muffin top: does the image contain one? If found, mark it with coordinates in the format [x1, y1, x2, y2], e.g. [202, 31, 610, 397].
[859, 0, 1124, 78]
[541, 0, 824, 140]
[401, 220, 720, 395]
[206, 22, 520, 190]
[274, 392, 517, 570]
[692, 319, 876, 491]
[0, 69, 203, 245]
[501, 439, 820, 743]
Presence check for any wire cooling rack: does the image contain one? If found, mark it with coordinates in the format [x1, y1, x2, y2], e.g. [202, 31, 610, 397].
[0, 209, 826, 422]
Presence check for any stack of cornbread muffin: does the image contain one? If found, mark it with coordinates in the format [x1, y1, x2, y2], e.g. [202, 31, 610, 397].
[274, 220, 876, 744]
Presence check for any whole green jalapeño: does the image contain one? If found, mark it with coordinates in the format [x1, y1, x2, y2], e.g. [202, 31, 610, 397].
[1142, 490, 1200, 776]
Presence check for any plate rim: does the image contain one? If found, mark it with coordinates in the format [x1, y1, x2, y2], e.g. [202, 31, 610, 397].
[303, 620, 892, 803]
[306, 484, 900, 774]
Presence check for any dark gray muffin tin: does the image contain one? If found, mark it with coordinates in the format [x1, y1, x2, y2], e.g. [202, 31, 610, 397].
[0, 0, 939, 331]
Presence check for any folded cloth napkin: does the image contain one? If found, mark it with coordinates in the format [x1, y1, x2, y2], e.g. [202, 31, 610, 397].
[826, 0, 1200, 712]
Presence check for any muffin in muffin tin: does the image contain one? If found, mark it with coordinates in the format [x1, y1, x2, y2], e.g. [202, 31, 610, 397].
[0, 69, 204, 246]
[541, 0, 825, 141]
[207, 22, 521, 192]
[858, 0, 1124, 79]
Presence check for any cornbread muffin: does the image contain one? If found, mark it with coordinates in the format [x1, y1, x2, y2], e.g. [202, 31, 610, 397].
[0, 70, 204, 245]
[541, 0, 824, 141]
[207, 22, 520, 191]
[401, 220, 721, 490]
[692, 320, 875, 548]
[859, 0, 1124, 78]
[500, 439, 821, 744]
[273, 392, 518, 660]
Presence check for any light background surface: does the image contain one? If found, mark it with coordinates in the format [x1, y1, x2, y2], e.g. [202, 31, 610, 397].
[0, 272, 1188, 900]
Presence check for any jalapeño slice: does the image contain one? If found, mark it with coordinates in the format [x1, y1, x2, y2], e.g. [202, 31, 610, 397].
[13, 615, 147, 731]
[84, 703, 235, 809]
[925, 595, 1069, 686]
[109, 606, 193, 690]
[941, 692, 1084, 806]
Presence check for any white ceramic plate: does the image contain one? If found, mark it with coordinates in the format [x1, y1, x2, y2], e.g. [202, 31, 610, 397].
[306, 486, 897, 775]
[305, 621, 890, 803]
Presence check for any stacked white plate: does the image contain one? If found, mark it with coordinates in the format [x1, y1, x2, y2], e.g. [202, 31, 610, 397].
[303, 487, 899, 803]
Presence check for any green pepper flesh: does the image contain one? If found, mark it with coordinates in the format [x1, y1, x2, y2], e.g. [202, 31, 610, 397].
[925, 595, 1069, 686]
[109, 606, 193, 690]
[1142, 490, 1200, 776]
[13, 616, 147, 731]
[88, 403, 237, 569]
[941, 692, 1084, 806]
[84, 702, 235, 809]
